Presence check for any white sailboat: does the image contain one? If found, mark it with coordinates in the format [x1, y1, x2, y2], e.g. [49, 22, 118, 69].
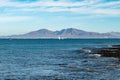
[58, 36, 64, 40]
[58, 36, 61, 40]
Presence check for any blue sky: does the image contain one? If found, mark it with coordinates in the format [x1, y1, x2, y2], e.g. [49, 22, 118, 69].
[0, 0, 120, 36]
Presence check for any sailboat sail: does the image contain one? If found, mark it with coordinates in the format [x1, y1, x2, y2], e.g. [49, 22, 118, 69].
[58, 36, 61, 40]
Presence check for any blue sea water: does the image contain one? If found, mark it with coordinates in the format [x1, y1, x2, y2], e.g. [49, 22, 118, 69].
[0, 39, 120, 80]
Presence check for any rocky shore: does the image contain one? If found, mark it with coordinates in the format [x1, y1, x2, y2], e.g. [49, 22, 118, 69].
[92, 45, 120, 60]
[76, 45, 120, 61]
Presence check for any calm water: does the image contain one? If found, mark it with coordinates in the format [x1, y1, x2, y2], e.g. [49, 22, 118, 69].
[0, 39, 120, 80]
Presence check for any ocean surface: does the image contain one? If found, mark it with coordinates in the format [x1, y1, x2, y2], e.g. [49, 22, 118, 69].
[0, 39, 120, 80]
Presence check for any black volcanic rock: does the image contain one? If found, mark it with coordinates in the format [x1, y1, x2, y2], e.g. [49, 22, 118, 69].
[88, 45, 120, 60]
[96, 48, 120, 58]
[112, 45, 120, 48]
[76, 45, 120, 60]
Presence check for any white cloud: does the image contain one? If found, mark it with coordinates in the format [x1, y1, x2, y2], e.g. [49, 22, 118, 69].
[0, 16, 33, 22]
[0, 0, 120, 16]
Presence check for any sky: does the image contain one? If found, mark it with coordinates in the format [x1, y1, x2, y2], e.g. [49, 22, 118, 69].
[0, 0, 120, 36]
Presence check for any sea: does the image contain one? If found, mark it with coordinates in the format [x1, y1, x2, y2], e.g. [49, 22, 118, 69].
[0, 39, 120, 80]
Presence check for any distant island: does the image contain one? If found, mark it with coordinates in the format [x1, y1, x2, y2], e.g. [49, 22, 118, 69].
[1, 28, 120, 39]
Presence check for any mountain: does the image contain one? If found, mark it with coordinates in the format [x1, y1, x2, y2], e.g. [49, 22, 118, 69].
[9, 29, 57, 38]
[54, 28, 120, 38]
[55, 28, 103, 38]
[3, 28, 120, 38]
[106, 32, 120, 37]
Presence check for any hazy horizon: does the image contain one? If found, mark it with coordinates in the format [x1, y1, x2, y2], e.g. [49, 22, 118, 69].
[1, 27, 120, 36]
[0, 0, 120, 36]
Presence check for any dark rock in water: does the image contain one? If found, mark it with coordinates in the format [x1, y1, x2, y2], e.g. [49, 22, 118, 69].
[75, 45, 120, 61]
[100, 49, 120, 58]
[112, 45, 120, 48]
[93, 45, 120, 60]
[75, 45, 120, 60]
[98, 48, 120, 57]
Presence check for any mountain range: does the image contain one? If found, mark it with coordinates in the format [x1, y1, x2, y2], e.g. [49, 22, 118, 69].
[2, 28, 120, 39]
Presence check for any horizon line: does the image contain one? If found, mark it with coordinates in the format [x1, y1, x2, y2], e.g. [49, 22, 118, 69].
[0, 27, 119, 36]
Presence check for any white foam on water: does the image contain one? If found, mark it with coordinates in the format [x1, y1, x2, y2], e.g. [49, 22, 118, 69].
[82, 49, 92, 53]
[94, 54, 101, 57]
